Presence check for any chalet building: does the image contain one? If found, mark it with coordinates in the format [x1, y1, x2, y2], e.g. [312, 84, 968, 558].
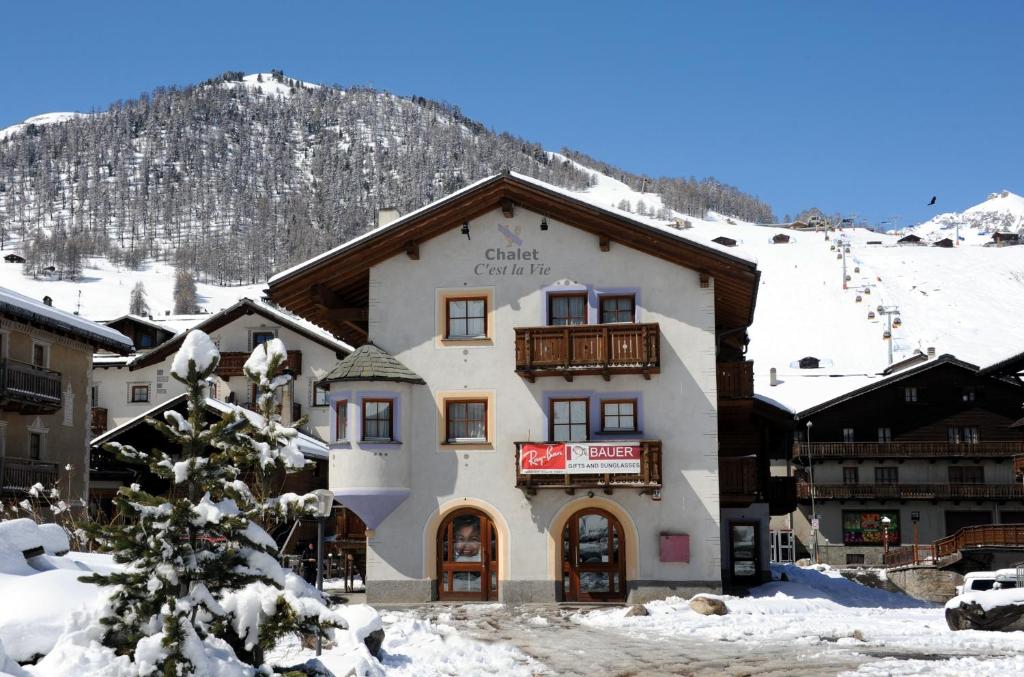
[712, 236, 737, 247]
[991, 232, 1020, 247]
[0, 287, 132, 505]
[265, 172, 780, 603]
[771, 233, 791, 244]
[897, 234, 923, 245]
[788, 354, 1024, 566]
[933, 237, 955, 248]
[92, 298, 351, 440]
[4, 254, 26, 264]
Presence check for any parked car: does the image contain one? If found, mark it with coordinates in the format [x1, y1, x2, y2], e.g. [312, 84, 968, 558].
[992, 568, 1023, 590]
[956, 571, 997, 595]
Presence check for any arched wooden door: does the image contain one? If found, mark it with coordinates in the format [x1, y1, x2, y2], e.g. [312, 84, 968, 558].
[561, 508, 627, 602]
[437, 509, 498, 601]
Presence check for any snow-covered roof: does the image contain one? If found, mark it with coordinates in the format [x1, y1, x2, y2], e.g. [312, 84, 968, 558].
[91, 394, 328, 460]
[0, 286, 133, 354]
[101, 313, 179, 334]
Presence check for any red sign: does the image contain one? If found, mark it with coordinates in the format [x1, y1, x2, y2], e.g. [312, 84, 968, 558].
[520, 442, 642, 474]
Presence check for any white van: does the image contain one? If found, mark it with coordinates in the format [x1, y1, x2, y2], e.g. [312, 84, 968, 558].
[956, 571, 996, 595]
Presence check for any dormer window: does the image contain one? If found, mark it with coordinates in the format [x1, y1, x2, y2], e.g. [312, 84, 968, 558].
[251, 330, 276, 350]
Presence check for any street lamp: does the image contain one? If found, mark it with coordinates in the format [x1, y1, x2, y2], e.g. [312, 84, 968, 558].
[312, 489, 335, 657]
[881, 516, 892, 560]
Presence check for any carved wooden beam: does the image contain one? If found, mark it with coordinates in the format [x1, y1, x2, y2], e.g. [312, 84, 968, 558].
[599, 235, 610, 252]
[405, 241, 419, 260]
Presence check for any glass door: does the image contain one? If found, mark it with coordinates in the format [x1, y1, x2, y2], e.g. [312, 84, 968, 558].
[561, 509, 627, 602]
[731, 522, 760, 581]
[437, 509, 498, 601]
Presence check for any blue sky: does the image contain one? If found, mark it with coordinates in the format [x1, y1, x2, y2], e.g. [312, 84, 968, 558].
[1, 1, 1021, 225]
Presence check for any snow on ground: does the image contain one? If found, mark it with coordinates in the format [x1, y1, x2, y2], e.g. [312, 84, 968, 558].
[578, 564, 1024, 666]
[903, 190, 1024, 244]
[0, 257, 263, 325]
[220, 73, 324, 98]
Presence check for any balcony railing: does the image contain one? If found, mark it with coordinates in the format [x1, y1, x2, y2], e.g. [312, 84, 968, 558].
[793, 441, 1024, 461]
[217, 350, 303, 378]
[934, 524, 1024, 559]
[1014, 455, 1024, 479]
[90, 407, 108, 436]
[883, 544, 934, 567]
[514, 323, 660, 381]
[0, 457, 59, 494]
[0, 359, 62, 413]
[514, 440, 662, 494]
[717, 360, 754, 399]
[798, 481, 1024, 501]
[720, 456, 759, 504]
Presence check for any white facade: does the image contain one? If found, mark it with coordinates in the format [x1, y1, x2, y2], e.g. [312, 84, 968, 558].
[326, 206, 732, 603]
[92, 306, 347, 441]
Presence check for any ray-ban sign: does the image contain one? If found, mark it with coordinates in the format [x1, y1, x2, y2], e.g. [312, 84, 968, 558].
[520, 442, 642, 474]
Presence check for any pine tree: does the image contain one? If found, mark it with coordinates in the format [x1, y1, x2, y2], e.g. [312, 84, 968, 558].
[82, 331, 344, 673]
[128, 281, 149, 316]
[173, 268, 199, 314]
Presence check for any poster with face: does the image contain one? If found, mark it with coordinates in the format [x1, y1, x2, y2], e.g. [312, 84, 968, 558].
[453, 515, 482, 562]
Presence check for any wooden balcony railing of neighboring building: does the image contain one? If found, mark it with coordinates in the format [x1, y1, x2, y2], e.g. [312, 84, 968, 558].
[1014, 454, 1024, 480]
[934, 524, 1024, 560]
[514, 323, 660, 381]
[716, 360, 754, 399]
[0, 358, 62, 413]
[719, 456, 759, 505]
[90, 407, 108, 436]
[0, 457, 59, 494]
[514, 440, 662, 494]
[217, 350, 303, 378]
[793, 441, 1024, 461]
[882, 544, 935, 567]
[798, 481, 1024, 501]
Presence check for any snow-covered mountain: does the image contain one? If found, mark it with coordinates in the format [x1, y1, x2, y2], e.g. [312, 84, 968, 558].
[898, 190, 1024, 244]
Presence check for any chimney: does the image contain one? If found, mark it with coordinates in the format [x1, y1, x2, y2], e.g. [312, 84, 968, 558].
[42, 296, 52, 307]
[927, 347, 936, 359]
[770, 367, 778, 386]
[377, 207, 401, 228]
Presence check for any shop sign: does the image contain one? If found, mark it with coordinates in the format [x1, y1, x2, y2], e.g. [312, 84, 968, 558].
[519, 442, 642, 474]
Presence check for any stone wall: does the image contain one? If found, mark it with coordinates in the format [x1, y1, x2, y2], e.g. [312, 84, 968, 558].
[886, 565, 963, 604]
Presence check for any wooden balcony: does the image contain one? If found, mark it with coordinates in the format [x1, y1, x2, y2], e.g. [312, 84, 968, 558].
[0, 457, 59, 495]
[798, 481, 1024, 501]
[217, 350, 302, 378]
[717, 360, 754, 399]
[90, 407, 108, 436]
[934, 524, 1024, 559]
[0, 359, 62, 414]
[514, 323, 659, 381]
[720, 456, 759, 506]
[1014, 454, 1024, 480]
[514, 440, 662, 494]
[793, 441, 1024, 461]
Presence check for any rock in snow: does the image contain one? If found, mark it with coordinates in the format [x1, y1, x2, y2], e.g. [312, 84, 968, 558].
[945, 588, 1024, 631]
[689, 595, 729, 616]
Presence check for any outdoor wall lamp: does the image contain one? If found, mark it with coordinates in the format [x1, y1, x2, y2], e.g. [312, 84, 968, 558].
[461, 222, 470, 239]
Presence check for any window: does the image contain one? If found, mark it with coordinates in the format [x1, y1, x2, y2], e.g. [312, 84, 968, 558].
[139, 333, 154, 348]
[90, 385, 100, 406]
[846, 553, 866, 565]
[446, 297, 487, 339]
[251, 330, 276, 350]
[601, 400, 637, 432]
[949, 465, 984, 484]
[548, 293, 587, 326]
[842, 428, 855, 443]
[129, 384, 150, 403]
[32, 343, 47, 367]
[948, 426, 979, 443]
[770, 530, 794, 563]
[29, 432, 42, 460]
[878, 427, 892, 443]
[334, 400, 348, 442]
[551, 398, 589, 442]
[962, 387, 976, 402]
[843, 467, 859, 484]
[362, 399, 394, 441]
[875, 466, 899, 484]
[445, 400, 487, 443]
[904, 387, 918, 403]
[313, 382, 330, 407]
[599, 295, 635, 324]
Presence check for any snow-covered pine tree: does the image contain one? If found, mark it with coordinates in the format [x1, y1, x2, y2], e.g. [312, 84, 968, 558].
[129, 281, 149, 317]
[82, 330, 344, 673]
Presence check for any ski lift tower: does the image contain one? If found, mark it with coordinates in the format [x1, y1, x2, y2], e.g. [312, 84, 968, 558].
[877, 304, 901, 365]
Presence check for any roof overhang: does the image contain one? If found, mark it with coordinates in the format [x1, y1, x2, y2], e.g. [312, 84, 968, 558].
[266, 173, 761, 341]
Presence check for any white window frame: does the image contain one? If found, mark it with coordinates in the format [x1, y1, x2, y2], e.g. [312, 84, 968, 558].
[128, 383, 152, 404]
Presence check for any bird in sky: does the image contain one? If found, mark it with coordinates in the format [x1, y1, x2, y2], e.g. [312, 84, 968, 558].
[928, 196, 937, 206]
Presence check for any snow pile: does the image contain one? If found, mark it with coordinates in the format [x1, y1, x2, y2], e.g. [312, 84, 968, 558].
[0, 112, 90, 142]
[845, 654, 1024, 677]
[578, 564, 1024, 658]
[170, 329, 220, 379]
[0, 638, 28, 677]
[0, 518, 69, 575]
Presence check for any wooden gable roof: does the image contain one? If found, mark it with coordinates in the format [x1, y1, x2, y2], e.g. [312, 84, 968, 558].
[266, 172, 761, 343]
